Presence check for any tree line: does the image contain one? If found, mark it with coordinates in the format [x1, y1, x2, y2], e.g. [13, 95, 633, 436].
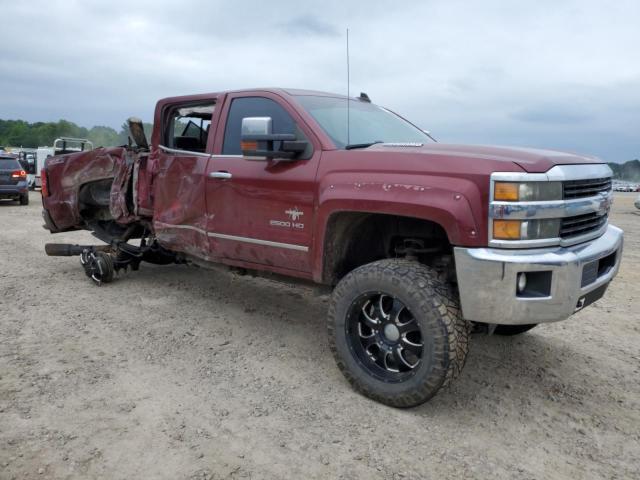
[2, 118, 638, 181]
[608, 160, 640, 182]
[0, 119, 153, 149]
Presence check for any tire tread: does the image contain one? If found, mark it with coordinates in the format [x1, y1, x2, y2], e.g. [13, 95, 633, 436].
[328, 259, 470, 408]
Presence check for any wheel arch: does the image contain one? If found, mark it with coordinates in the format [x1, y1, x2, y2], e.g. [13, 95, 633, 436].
[315, 208, 455, 285]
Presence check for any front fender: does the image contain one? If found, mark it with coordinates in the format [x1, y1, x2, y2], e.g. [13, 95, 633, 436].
[310, 172, 486, 282]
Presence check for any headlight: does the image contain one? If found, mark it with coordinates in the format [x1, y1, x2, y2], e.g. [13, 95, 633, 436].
[493, 219, 561, 240]
[494, 182, 562, 202]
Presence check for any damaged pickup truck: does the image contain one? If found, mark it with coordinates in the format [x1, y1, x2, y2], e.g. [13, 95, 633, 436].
[41, 88, 623, 407]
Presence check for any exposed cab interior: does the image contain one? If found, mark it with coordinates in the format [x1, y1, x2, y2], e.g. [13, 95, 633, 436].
[165, 102, 215, 153]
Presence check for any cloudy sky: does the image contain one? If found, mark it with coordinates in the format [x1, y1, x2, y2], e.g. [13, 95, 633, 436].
[1, 0, 638, 161]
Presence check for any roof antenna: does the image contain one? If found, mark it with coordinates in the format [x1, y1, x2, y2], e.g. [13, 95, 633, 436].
[346, 28, 350, 146]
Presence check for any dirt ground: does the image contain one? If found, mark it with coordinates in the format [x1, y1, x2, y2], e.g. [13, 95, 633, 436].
[1, 192, 638, 480]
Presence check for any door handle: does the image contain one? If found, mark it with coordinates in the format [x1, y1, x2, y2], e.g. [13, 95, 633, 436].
[209, 171, 232, 180]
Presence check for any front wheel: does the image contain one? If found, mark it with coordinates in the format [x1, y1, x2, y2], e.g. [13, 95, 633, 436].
[328, 259, 470, 408]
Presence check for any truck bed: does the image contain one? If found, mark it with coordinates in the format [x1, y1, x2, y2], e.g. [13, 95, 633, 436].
[42, 147, 152, 234]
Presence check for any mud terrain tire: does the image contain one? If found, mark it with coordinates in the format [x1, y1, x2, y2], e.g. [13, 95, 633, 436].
[328, 259, 470, 408]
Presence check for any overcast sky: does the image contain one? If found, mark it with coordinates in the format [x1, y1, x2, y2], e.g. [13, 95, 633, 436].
[1, 0, 638, 161]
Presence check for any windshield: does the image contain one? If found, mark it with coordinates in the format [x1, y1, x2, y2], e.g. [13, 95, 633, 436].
[296, 95, 431, 149]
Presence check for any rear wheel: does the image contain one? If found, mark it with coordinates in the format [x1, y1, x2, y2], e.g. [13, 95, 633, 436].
[328, 259, 470, 408]
[493, 324, 537, 336]
[19, 193, 29, 205]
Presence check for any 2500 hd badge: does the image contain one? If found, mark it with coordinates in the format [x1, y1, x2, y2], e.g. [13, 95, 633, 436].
[270, 207, 305, 229]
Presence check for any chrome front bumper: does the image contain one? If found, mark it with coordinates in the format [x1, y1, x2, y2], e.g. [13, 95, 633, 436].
[454, 225, 623, 324]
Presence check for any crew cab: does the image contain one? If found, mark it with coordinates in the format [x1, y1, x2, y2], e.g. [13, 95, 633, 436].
[40, 88, 624, 407]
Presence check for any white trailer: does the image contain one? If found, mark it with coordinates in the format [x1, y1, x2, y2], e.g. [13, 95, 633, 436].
[35, 147, 54, 188]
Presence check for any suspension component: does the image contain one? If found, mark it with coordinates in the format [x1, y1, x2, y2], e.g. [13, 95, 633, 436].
[80, 250, 115, 285]
[45, 243, 110, 257]
[394, 238, 440, 260]
[46, 232, 177, 286]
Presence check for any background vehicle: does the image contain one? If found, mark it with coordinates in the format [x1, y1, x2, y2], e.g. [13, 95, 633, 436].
[0, 148, 38, 188]
[0, 155, 29, 205]
[40, 88, 623, 407]
[14, 150, 38, 188]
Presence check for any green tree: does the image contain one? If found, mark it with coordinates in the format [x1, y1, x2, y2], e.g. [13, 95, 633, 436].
[0, 118, 153, 149]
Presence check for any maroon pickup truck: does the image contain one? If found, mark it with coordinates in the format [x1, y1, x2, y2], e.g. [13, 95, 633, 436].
[41, 88, 623, 407]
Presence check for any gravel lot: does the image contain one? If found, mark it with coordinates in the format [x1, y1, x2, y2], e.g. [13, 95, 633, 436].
[1, 191, 639, 480]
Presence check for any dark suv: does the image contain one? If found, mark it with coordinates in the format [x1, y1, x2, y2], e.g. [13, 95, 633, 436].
[0, 156, 29, 205]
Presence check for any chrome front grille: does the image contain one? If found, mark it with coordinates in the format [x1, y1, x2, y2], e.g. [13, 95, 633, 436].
[560, 211, 608, 239]
[489, 164, 614, 248]
[563, 177, 612, 199]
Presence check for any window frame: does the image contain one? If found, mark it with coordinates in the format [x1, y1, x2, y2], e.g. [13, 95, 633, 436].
[162, 100, 217, 154]
[212, 91, 319, 158]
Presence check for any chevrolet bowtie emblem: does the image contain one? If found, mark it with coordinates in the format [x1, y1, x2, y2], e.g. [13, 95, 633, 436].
[285, 208, 304, 221]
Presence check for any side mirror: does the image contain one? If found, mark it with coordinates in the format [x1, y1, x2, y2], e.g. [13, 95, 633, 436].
[240, 117, 308, 160]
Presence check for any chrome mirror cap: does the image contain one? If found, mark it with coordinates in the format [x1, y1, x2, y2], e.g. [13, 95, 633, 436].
[241, 117, 272, 136]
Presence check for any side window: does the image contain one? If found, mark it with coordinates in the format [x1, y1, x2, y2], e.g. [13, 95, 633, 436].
[165, 102, 215, 152]
[222, 97, 295, 155]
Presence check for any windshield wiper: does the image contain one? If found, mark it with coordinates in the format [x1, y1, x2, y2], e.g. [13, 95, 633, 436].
[345, 141, 383, 150]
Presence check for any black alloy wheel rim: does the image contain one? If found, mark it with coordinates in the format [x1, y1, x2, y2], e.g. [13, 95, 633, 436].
[346, 293, 424, 382]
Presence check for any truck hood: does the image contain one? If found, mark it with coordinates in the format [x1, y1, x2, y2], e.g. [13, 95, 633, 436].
[367, 143, 604, 173]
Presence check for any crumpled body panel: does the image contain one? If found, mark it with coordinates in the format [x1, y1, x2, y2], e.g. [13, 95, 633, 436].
[43, 147, 125, 231]
[42, 146, 153, 232]
[151, 151, 210, 258]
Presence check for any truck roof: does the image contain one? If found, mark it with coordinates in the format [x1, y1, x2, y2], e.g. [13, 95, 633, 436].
[156, 88, 347, 106]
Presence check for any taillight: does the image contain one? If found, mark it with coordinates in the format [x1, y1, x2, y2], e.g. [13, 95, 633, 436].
[11, 170, 27, 179]
[41, 168, 49, 197]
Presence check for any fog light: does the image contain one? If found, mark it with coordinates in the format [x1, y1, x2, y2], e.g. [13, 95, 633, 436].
[517, 273, 527, 293]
